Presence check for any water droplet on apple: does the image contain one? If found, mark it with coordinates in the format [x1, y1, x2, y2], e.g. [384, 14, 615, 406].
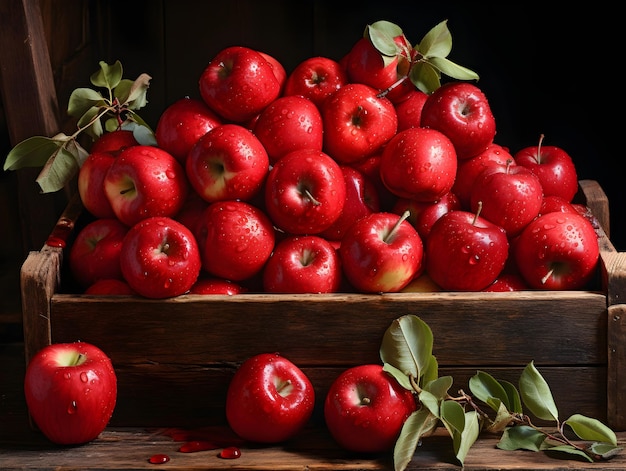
[63, 372, 72, 380]
[80, 372, 88, 383]
[67, 401, 77, 414]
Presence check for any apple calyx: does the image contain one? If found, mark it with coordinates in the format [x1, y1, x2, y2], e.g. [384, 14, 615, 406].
[365, 19, 480, 95]
[4, 60, 156, 193]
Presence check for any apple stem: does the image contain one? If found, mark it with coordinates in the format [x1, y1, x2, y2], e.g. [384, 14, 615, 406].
[385, 210, 411, 243]
[536, 133, 545, 164]
[541, 267, 554, 285]
[473, 202, 483, 225]
[377, 75, 408, 99]
[304, 189, 321, 206]
[276, 379, 292, 395]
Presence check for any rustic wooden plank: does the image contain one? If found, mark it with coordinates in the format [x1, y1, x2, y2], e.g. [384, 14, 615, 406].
[578, 179, 610, 237]
[49, 291, 607, 366]
[608, 303, 626, 430]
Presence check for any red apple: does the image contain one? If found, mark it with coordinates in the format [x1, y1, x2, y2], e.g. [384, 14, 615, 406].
[78, 151, 117, 219]
[262, 235, 342, 293]
[392, 191, 461, 240]
[322, 83, 397, 164]
[324, 363, 417, 453]
[196, 200, 275, 281]
[103, 145, 189, 227]
[226, 352, 315, 443]
[380, 127, 457, 201]
[264, 148, 346, 235]
[514, 211, 600, 290]
[539, 195, 578, 217]
[426, 209, 509, 291]
[68, 218, 128, 288]
[154, 97, 222, 164]
[514, 134, 579, 202]
[351, 153, 398, 212]
[339, 211, 424, 293]
[469, 160, 544, 237]
[481, 273, 529, 292]
[253, 95, 324, 164]
[453, 143, 514, 210]
[319, 165, 380, 242]
[198, 46, 282, 123]
[395, 89, 428, 131]
[185, 123, 269, 203]
[90, 129, 138, 155]
[24, 341, 117, 445]
[120, 216, 201, 298]
[420, 81, 496, 160]
[258, 50, 287, 93]
[283, 56, 348, 109]
[188, 277, 245, 295]
[84, 278, 136, 295]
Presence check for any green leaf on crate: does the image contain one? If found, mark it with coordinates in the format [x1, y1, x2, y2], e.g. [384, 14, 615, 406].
[565, 414, 617, 445]
[380, 314, 434, 383]
[418, 389, 439, 417]
[469, 370, 511, 412]
[589, 442, 624, 459]
[393, 408, 439, 471]
[500, 379, 523, 414]
[498, 425, 547, 451]
[36, 138, 88, 193]
[485, 401, 516, 434]
[519, 361, 559, 421]
[3, 136, 63, 170]
[90, 60, 123, 90]
[541, 444, 595, 462]
[423, 375, 453, 401]
[456, 411, 479, 465]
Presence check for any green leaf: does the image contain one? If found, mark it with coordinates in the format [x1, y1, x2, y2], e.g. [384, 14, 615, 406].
[423, 375, 453, 401]
[380, 315, 434, 382]
[519, 361, 559, 422]
[428, 56, 479, 81]
[418, 389, 440, 417]
[589, 442, 623, 459]
[483, 401, 516, 434]
[469, 370, 510, 412]
[366, 21, 402, 57]
[91, 60, 123, 90]
[565, 414, 617, 445]
[115, 74, 152, 110]
[3, 136, 63, 170]
[421, 354, 439, 386]
[76, 106, 105, 140]
[455, 411, 479, 465]
[68, 88, 107, 118]
[409, 61, 441, 94]
[440, 399, 465, 436]
[35, 143, 85, 193]
[497, 425, 546, 451]
[542, 444, 594, 462]
[393, 408, 438, 471]
[417, 20, 452, 59]
[383, 362, 413, 391]
[500, 379, 523, 414]
[122, 120, 156, 146]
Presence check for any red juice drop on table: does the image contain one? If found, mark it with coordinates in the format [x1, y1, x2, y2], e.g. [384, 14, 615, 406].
[148, 453, 170, 464]
[219, 446, 241, 459]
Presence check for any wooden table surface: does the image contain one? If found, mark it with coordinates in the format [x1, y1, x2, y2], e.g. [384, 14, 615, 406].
[2, 341, 626, 471]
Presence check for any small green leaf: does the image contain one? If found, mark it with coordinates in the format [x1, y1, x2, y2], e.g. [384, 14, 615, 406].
[115, 74, 152, 110]
[68, 88, 106, 118]
[417, 20, 452, 59]
[122, 120, 156, 146]
[440, 399, 465, 436]
[483, 401, 516, 434]
[383, 362, 413, 391]
[565, 414, 617, 445]
[519, 361, 559, 422]
[542, 444, 594, 462]
[423, 375, 453, 401]
[455, 411, 479, 465]
[469, 370, 510, 411]
[380, 315, 434, 382]
[421, 354, 439, 386]
[393, 408, 438, 471]
[500, 379, 523, 414]
[77, 106, 105, 140]
[428, 56, 479, 81]
[366, 22, 401, 57]
[418, 389, 439, 417]
[3, 136, 63, 170]
[589, 442, 623, 459]
[409, 61, 441, 94]
[497, 425, 546, 451]
[91, 60, 123, 90]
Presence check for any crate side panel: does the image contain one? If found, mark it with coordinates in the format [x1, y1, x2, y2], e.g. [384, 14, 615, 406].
[50, 292, 607, 367]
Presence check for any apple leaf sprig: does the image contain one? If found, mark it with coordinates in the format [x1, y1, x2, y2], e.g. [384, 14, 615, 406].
[366, 19, 479, 96]
[3, 60, 156, 193]
[381, 314, 623, 470]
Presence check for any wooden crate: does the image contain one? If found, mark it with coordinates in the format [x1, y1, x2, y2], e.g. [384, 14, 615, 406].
[20, 179, 626, 432]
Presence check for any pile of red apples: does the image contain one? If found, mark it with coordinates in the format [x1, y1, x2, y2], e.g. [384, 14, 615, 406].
[71, 29, 600, 299]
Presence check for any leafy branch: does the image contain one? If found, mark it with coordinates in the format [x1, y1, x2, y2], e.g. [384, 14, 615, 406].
[381, 314, 622, 470]
[3, 60, 155, 193]
[364, 19, 479, 96]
